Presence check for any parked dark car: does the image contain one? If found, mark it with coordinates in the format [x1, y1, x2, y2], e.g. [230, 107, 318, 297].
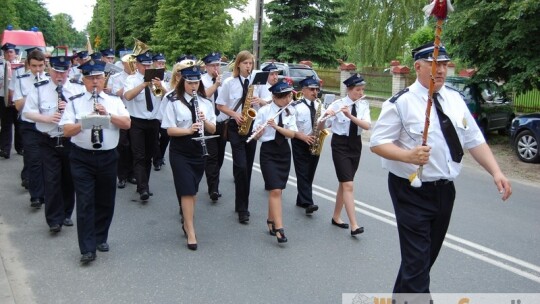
[445, 76, 515, 138]
[260, 62, 322, 91]
[509, 113, 540, 163]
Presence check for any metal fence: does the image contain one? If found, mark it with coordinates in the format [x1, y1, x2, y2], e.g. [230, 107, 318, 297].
[513, 89, 540, 113]
[315, 67, 415, 99]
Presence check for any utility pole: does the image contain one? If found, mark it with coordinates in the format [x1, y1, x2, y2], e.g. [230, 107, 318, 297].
[252, 0, 264, 69]
[110, 0, 115, 49]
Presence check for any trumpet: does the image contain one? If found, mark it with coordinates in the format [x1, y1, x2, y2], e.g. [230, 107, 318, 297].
[318, 95, 367, 124]
[152, 83, 163, 97]
[246, 99, 298, 143]
[293, 91, 303, 101]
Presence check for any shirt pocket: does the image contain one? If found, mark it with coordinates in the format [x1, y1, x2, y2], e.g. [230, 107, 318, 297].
[406, 122, 425, 142]
[39, 103, 57, 116]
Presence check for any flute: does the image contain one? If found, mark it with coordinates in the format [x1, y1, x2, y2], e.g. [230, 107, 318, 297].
[246, 99, 297, 143]
[318, 95, 367, 123]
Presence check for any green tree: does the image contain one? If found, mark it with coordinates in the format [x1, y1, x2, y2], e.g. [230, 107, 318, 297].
[264, 0, 344, 67]
[446, 0, 540, 93]
[0, 0, 19, 30]
[150, 0, 236, 61]
[343, 0, 425, 67]
[48, 14, 79, 47]
[11, 0, 54, 45]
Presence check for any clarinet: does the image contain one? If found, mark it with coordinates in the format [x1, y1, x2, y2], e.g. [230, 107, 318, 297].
[91, 88, 103, 149]
[191, 90, 208, 157]
[55, 82, 64, 147]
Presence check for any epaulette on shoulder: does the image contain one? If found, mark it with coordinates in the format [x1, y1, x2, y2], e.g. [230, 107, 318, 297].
[13, 65, 24, 70]
[0, 61, 3, 65]
[34, 80, 49, 87]
[389, 88, 409, 103]
[444, 84, 460, 93]
[69, 79, 83, 85]
[167, 91, 177, 102]
[69, 92, 85, 101]
[292, 98, 304, 106]
[17, 73, 30, 79]
[45, 72, 50, 77]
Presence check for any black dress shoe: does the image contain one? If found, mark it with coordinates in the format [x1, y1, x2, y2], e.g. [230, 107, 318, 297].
[127, 177, 137, 184]
[187, 242, 198, 251]
[63, 218, 74, 226]
[238, 214, 250, 224]
[331, 218, 349, 229]
[266, 219, 276, 236]
[30, 198, 43, 209]
[275, 228, 288, 243]
[0, 150, 10, 159]
[117, 179, 127, 189]
[351, 227, 365, 236]
[209, 192, 219, 202]
[305, 204, 319, 214]
[21, 179, 29, 189]
[140, 191, 150, 201]
[49, 224, 62, 233]
[96, 243, 109, 252]
[154, 164, 161, 171]
[80, 252, 96, 264]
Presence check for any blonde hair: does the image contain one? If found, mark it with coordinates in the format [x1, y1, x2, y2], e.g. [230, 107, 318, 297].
[232, 50, 254, 78]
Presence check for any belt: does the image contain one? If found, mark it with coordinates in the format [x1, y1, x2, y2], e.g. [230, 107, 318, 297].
[421, 179, 451, 186]
[392, 173, 452, 187]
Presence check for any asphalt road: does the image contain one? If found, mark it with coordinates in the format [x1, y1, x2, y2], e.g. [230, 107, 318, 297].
[0, 136, 539, 304]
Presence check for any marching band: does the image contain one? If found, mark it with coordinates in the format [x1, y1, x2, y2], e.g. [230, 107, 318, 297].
[0, 44, 373, 264]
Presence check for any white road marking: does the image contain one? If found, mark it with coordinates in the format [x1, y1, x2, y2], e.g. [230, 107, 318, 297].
[225, 152, 540, 284]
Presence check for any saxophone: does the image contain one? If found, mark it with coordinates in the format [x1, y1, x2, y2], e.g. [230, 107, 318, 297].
[237, 84, 256, 136]
[309, 98, 329, 156]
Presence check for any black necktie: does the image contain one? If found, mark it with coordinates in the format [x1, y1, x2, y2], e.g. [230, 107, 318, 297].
[212, 77, 219, 115]
[348, 103, 358, 137]
[144, 86, 154, 112]
[56, 85, 66, 102]
[275, 112, 285, 145]
[433, 93, 464, 163]
[240, 78, 249, 108]
[187, 98, 196, 123]
[305, 100, 316, 126]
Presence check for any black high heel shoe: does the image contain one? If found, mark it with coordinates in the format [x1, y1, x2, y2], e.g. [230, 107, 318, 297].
[331, 218, 349, 229]
[187, 241, 198, 251]
[275, 228, 288, 243]
[266, 219, 276, 236]
[351, 227, 364, 236]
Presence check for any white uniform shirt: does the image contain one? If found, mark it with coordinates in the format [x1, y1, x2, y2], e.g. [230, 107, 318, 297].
[325, 95, 371, 136]
[59, 91, 129, 150]
[254, 82, 272, 103]
[11, 70, 48, 101]
[23, 80, 85, 135]
[370, 80, 485, 181]
[215, 75, 255, 122]
[0, 60, 7, 97]
[294, 98, 323, 135]
[161, 92, 216, 130]
[123, 71, 163, 120]
[109, 70, 130, 103]
[11, 70, 49, 122]
[252, 102, 298, 142]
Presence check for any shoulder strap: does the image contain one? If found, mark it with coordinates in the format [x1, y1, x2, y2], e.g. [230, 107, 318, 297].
[389, 88, 409, 104]
[17, 73, 30, 79]
[33, 80, 49, 87]
[69, 92, 85, 101]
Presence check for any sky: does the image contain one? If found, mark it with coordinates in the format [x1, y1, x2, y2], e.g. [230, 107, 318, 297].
[43, 0, 261, 32]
